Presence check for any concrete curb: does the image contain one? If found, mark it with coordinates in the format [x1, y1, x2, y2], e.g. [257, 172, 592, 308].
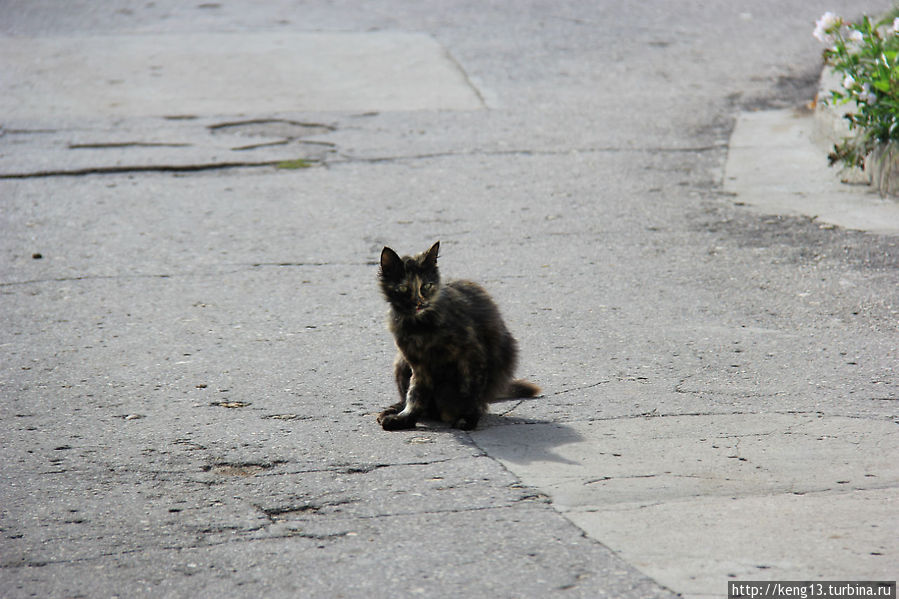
[723, 66, 899, 236]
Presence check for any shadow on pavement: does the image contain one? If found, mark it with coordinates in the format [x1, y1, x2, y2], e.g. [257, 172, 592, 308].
[471, 415, 584, 466]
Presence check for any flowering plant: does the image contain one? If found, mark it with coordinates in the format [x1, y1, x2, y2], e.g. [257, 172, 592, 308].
[814, 10, 899, 177]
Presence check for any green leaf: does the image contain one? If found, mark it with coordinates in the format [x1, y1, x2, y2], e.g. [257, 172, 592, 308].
[276, 158, 315, 170]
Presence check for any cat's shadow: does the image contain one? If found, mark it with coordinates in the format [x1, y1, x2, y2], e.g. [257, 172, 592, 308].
[465, 413, 584, 466]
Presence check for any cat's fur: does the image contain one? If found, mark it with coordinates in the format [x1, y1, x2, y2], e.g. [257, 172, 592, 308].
[377, 241, 539, 431]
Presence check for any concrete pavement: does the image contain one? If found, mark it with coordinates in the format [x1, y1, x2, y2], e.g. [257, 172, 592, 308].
[2, 1, 897, 598]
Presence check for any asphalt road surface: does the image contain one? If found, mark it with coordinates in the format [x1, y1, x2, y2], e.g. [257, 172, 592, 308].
[2, 2, 896, 598]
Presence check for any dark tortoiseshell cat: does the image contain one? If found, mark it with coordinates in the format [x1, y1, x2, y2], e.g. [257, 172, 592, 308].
[377, 241, 539, 431]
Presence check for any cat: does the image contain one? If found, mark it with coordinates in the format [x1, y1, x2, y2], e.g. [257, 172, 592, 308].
[376, 241, 540, 431]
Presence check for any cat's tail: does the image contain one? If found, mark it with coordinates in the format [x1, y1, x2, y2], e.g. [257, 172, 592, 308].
[492, 379, 542, 401]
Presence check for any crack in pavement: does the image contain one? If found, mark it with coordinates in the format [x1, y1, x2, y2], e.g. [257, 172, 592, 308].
[569, 481, 899, 512]
[28, 456, 478, 483]
[0, 261, 378, 287]
[68, 142, 193, 149]
[551, 380, 612, 396]
[0, 143, 726, 179]
[0, 159, 320, 179]
[334, 144, 727, 165]
[0, 501, 551, 571]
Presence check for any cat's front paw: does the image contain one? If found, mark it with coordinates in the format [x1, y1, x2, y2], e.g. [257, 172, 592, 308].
[376, 401, 406, 422]
[378, 413, 417, 431]
[376, 408, 397, 420]
[376, 407, 399, 423]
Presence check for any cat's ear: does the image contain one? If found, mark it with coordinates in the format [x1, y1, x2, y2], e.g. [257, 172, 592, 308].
[423, 241, 440, 269]
[380, 246, 404, 280]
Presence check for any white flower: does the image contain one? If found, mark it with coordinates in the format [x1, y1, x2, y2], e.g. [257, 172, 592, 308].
[848, 29, 864, 43]
[858, 82, 877, 104]
[813, 11, 841, 43]
[893, 17, 899, 32]
[842, 74, 856, 90]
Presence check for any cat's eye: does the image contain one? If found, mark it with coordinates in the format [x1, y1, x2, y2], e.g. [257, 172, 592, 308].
[422, 282, 434, 292]
[397, 284, 409, 294]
